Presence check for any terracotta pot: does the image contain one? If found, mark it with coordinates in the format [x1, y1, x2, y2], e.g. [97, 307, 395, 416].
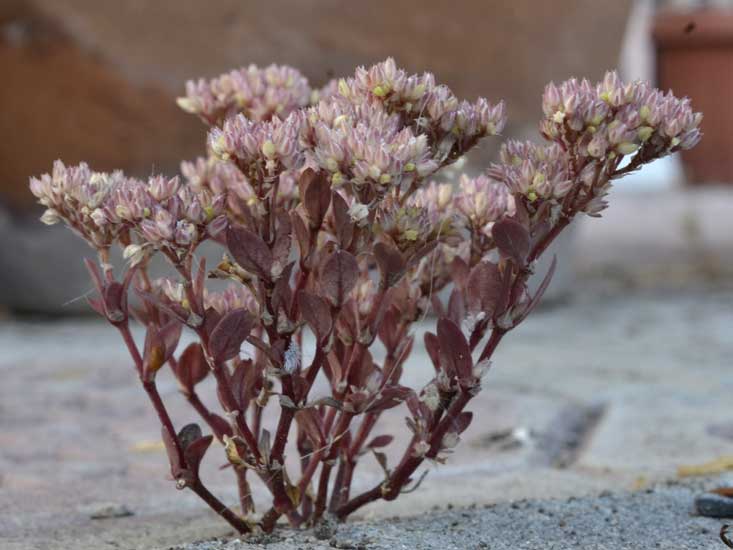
[653, 9, 733, 184]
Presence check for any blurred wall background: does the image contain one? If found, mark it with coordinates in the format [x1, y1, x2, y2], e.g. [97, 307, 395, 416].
[2, 0, 732, 313]
[0, 0, 632, 213]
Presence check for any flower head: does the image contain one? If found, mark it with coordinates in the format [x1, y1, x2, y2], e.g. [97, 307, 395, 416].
[489, 141, 573, 202]
[178, 64, 311, 125]
[454, 174, 515, 236]
[540, 71, 702, 164]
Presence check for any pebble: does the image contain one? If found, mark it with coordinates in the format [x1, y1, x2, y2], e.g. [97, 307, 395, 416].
[695, 493, 733, 518]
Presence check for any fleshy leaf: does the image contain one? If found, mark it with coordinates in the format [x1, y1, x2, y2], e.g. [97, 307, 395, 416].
[226, 225, 274, 280]
[437, 318, 472, 380]
[492, 218, 530, 266]
[209, 308, 255, 363]
[298, 291, 332, 343]
[320, 250, 358, 307]
[373, 241, 406, 287]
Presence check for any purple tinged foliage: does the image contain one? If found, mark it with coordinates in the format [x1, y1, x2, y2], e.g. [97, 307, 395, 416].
[28, 59, 701, 534]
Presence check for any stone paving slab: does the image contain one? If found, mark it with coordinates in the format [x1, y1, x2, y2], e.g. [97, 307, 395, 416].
[1, 287, 732, 548]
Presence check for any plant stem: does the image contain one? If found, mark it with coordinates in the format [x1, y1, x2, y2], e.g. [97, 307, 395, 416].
[190, 480, 251, 533]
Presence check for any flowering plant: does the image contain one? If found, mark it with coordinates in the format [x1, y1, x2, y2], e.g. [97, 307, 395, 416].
[31, 59, 701, 533]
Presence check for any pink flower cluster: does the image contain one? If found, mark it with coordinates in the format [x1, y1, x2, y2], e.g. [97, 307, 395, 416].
[541, 70, 701, 163]
[29, 59, 703, 535]
[178, 64, 311, 125]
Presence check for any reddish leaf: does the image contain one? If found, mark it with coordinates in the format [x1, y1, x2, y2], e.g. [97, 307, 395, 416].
[367, 435, 394, 449]
[298, 291, 332, 343]
[135, 289, 188, 324]
[430, 294, 445, 318]
[291, 211, 311, 260]
[161, 425, 183, 476]
[437, 318, 472, 380]
[202, 307, 223, 340]
[450, 256, 470, 290]
[302, 169, 331, 229]
[466, 261, 503, 317]
[273, 212, 293, 265]
[271, 261, 295, 315]
[226, 225, 273, 280]
[103, 282, 126, 324]
[373, 241, 406, 287]
[331, 191, 354, 248]
[447, 288, 465, 326]
[209, 308, 255, 363]
[377, 306, 401, 352]
[174, 343, 209, 393]
[160, 320, 183, 359]
[320, 250, 358, 307]
[423, 331, 441, 373]
[184, 434, 214, 477]
[492, 218, 530, 266]
[511, 197, 531, 227]
[142, 325, 165, 380]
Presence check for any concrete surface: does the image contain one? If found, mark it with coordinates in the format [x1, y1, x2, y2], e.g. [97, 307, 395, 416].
[1, 283, 732, 549]
[170, 479, 733, 550]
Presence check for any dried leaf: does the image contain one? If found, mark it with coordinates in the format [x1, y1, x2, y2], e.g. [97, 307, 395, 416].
[226, 225, 274, 280]
[320, 250, 358, 307]
[291, 211, 311, 260]
[492, 218, 530, 266]
[678, 455, 733, 477]
[437, 318, 472, 380]
[209, 308, 255, 363]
